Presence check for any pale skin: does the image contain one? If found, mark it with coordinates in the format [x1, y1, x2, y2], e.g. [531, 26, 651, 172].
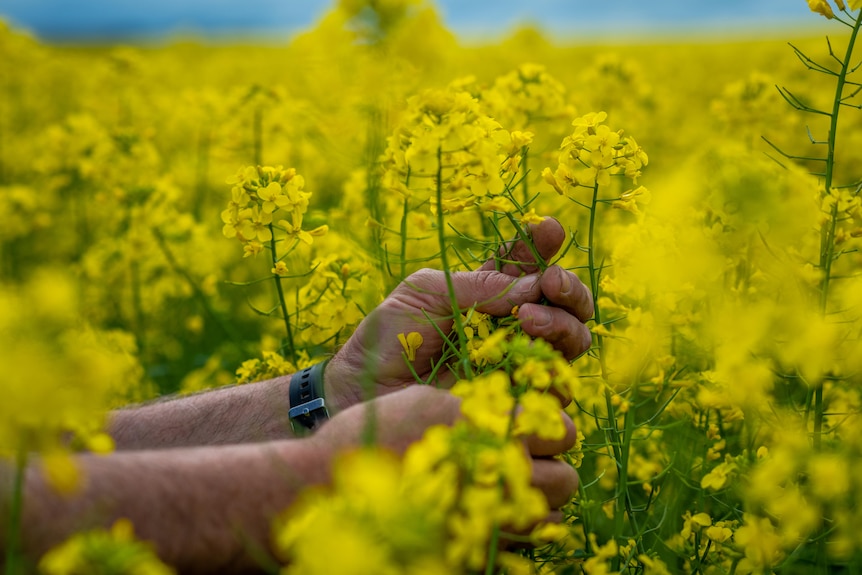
[1, 217, 594, 574]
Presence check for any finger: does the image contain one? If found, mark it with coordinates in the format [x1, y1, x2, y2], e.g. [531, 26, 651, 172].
[396, 269, 542, 318]
[539, 266, 594, 323]
[547, 386, 573, 409]
[479, 216, 565, 276]
[316, 386, 461, 454]
[531, 458, 579, 509]
[523, 412, 578, 457]
[499, 511, 565, 549]
[517, 303, 592, 361]
[544, 510, 564, 524]
[450, 271, 542, 316]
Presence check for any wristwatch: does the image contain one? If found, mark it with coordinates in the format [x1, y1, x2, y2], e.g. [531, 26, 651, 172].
[288, 360, 330, 433]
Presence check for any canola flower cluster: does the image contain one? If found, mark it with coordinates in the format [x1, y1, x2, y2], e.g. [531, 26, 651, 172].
[222, 165, 327, 258]
[381, 87, 532, 216]
[276, 384, 558, 575]
[1, 0, 862, 572]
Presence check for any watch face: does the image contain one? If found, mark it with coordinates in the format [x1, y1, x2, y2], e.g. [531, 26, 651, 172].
[289, 398, 329, 431]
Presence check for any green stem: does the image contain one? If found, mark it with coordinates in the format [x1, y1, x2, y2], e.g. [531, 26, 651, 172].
[152, 228, 246, 355]
[585, 181, 626, 568]
[618, 382, 646, 555]
[587, 183, 607, 378]
[268, 225, 296, 364]
[502, 211, 548, 273]
[253, 106, 262, 165]
[400, 167, 411, 282]
[814, 11, 860, 451]
[435, 146, 472, 380]
[819, 13, 861, 311]
[813, 385, 823, 450]
[131, 255, 147, 364]
[363, 106, 389, 288]
[484, 525, 502, 575]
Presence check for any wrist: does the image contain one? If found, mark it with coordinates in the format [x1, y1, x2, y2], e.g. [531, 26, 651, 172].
[321, 352, 364, 415]
[288, 361, 330, 433]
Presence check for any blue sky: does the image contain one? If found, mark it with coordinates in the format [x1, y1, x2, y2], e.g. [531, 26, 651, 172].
[0, 0, 826, 42]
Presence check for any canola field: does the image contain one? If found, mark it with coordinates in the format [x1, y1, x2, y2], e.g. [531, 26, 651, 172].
[2, 0, 862, 572]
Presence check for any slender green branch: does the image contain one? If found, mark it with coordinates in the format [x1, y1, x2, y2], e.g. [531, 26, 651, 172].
[152, 228, 246, 355]
[435, 146, 472, 379]
[268, 225, 296, 363]
[813, 12, 862, 451]
[820, 12, 862, 314]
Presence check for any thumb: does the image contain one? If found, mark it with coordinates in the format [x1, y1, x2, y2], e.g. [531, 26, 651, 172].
[450, 270, 541, 316]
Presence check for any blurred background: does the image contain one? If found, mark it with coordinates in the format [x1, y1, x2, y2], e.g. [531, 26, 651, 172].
[0, 0, 826, 42]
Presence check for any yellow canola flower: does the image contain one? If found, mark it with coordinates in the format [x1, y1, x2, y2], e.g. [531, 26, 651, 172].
[734, 514, 785, 573]
[807, 453, 850, 502]
[513, 390, 565, 440]
[701, 459, 736, 491]
[510, 130, 534, 149]
[541, 166, 565, 195]
[680, 511, 712, 540]
[381, 86, 523, 217]
[222, 165, 317, 252]
[397, 331, 424, 361]
[706, 523, 734, 544]
[0, 272, 143, 462]
[582, 535, 618, 575]
[41, 450, 82, 495]
[274, 448, 452, 575]
[271, 261, 289, 276]
[638, 554, 673, 575]
[278, 215, 313, 245]
[530, 522, 570, 545]
[513, 358, 553, 390]
[547, 111, 647, 198]
[807, 0, 835, 17]
[467, 327, 509, 367]
[518, 209, 545, 225]
[451, 372, 514, 437]
[40, 519, 175, 575]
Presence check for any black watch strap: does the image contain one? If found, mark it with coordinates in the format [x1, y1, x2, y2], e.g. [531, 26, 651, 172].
[288, 360, 330, 432]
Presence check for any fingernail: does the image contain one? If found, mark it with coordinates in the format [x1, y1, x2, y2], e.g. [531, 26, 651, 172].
[559, 269, 573, 295]
[516, 274, 540, 293]
[530, 306, 551, 328]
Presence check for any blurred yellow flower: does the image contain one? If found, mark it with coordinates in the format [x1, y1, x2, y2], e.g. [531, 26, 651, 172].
[397, 331, 424, 361]
[808, 0, 835, 17]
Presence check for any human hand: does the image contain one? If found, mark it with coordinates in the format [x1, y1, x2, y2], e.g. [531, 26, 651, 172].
[324, 216, 594, 412]
[311, 385, 579, 512]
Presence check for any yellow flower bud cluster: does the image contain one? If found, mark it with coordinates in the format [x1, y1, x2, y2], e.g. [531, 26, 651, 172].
[542, 111, 648, 196]
[221, 165, 327, 257]
[40, 519, 174, 575]
[294, 239, 377, 348]
[482, 63, 575, 131]
[808, 0, 862, 17]
[821, 186, 862, 245]
[275, 409, 552, 574]
[235, 350, 308, 384]
[381, 88, 529, 216]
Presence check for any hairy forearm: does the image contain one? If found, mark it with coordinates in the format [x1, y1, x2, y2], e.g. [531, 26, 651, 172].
[0, 463, 9, 565]
[20, 439, 329, 573]
[109, 376, 297, 449]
